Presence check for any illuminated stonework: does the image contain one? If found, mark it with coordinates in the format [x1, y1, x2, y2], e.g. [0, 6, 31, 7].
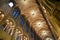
[3, 18, 15, 36]
[6, 19, 15, 28]
[0, 0, 57, 40]
[14, 28, 23, 40]
[23, 34, 29, 40]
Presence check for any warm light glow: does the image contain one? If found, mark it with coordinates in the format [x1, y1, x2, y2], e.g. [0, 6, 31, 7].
[10, 21, 13, 25]
[35, 21, 45, 28]
[24, 36, 28, 40]
[6, 19, 15, 27]
[44, 9, 46, 13]
[42, 6, 45, 9]
[0, 12, 5, 21]
[6, 19, 9, 22]
[42, 6, 46, 13]
[10, 21, 15, 27]
[16, 29, 19, 33]
[16, 29, 20, 33]
[0, 11, 1, 14]
[18, 31, 21, 33]
[21, 0, 29, 5]
[41, 30, 48, 36]
[6, 20, 9, 24]
[30, 10, 37, 18]
[58, 37, 60, 40]
[39, 29, 49, 37]
[45, 37, 53, 40]
[0, 11, 4, 17]
[2, 14, 5, 18]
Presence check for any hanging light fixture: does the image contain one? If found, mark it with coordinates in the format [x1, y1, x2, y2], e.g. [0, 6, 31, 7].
[8, 2, 14, 8]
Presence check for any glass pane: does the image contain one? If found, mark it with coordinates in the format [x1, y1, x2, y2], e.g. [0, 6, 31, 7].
[20, 16, 25, 27]
[12, 8, 19, 19]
